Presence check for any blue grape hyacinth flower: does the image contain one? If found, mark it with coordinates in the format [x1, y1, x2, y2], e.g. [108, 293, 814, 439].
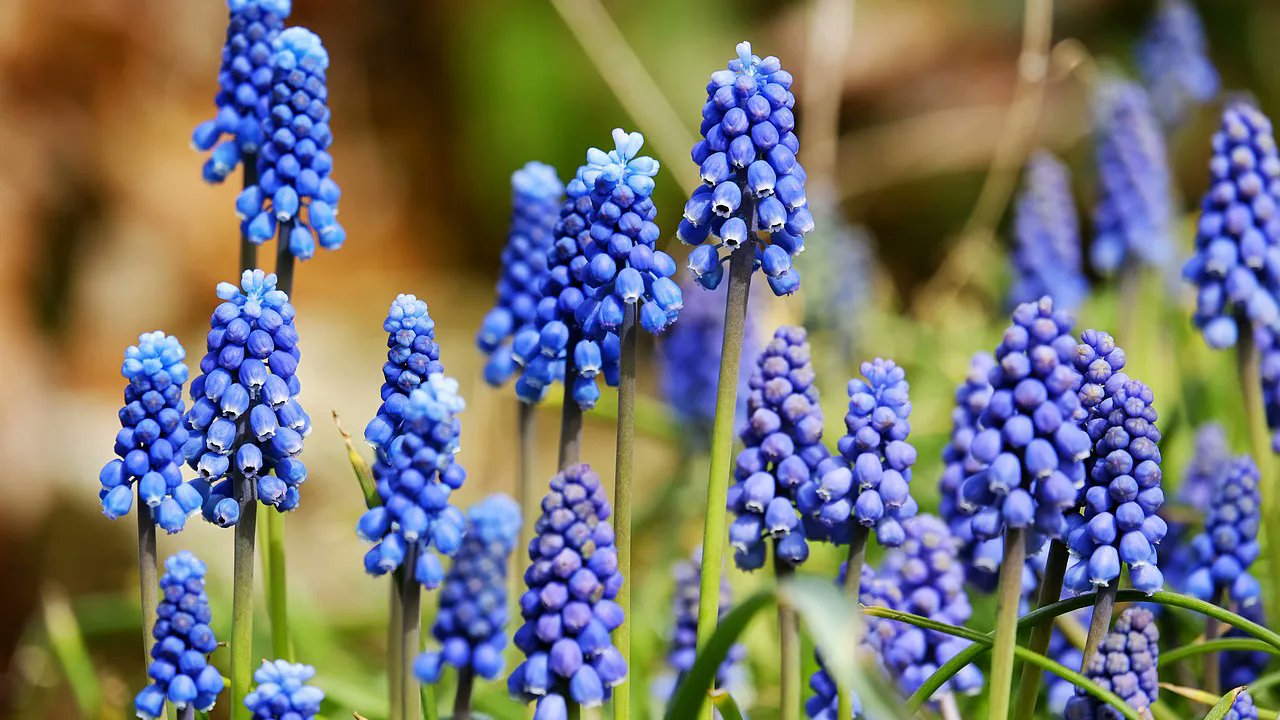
[1185, 455, 1263, 607]
[800, 358, 918, 548]
[679, 41, 810, 297]
[1257, 327, 1280, 451]
[1224, 690, 1261, 720]
[236, 27, 344, 260]
[191, 0, 292, 183]
[134, 552, 224, 719]
[727, 327, 826, 570]
[508, 464, 627, 719]
[184, 270, 310, 527]
[365, 294, 444, 448]
[1137, 0, 1220, 127]
[416, 494, 522, 684]
[959, 297, 1092, 546]
[1090, 78, 1176, 275]
[359, 372, 468, 590]
[1064, 607, 1160, 720]
[1064, 330, 1167, 595]
[1222, 602, 1270, 690]
[1183, 102, 1280, 349]
[1008, 152, 1088, 311]
[478, 162, 565, 388]
[100, 332, 203, 533]
[243, 660, 325, 719]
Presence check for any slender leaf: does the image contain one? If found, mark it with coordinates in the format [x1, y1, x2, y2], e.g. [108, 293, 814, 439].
[1161, 682, 1280, 718]
[1159, 638, 1279, 668]
[41, 584, 102, 716]
[708, 689, 746, 720]
[665, 591, 774, 720]
[333, 410, 379, 508]
[1203, 687, 1247, 720]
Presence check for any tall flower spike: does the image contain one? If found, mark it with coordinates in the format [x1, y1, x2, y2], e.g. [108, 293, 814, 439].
[478, 163, 565, 388]
[243, 660, 325, 719]
[1136, 0, 1220, 127]
[364, 294, 443, 448]
[191, 0, 291, 183]
[1063, 330, 1167, 595]
[416, 494, 522, 683]
[1090, 78, 1176, 275]
[100, 332, 201, 533]
[679, 41, 811, 297]
[358, 373, 468, 589]
[236, 27, 345, 259]
[726, 327, 825, 570]
[1008, 152, 1088, 311]
[1183, 101, 1280, 349]
[134, 552, 225, 719]
[958, 297, 1091, 545]
[184, 270, 310, 527]
[1185, 455, 1263, 607]
[800, 358, 918, 547]
[1063, 607, 1160, 719]
[508, 464, 627, 718]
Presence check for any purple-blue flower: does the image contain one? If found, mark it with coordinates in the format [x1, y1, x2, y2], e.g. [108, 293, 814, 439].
[1009, 152, 1088, 311]
[508, 464, 627, 718]
[236, 27, 344, 260]
[1137, 0, 1219, 127]
[243, 660, 325, 719]
[679, 41, 810, 297]
[416, 494, 522, 683]
[183, 270, 310, 527]
[478, 162, 565, 389]
[1223, 689, 1261, 720]
[1064, 607, 1159, 719]
[1185, 455, 1262, 607]
[364, 294, 444, 449]
[939, 352, 1002, 589]
[133, 552, 224, 720]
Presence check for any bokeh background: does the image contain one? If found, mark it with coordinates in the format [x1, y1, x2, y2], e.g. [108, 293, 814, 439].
[4, 0, 1280, 718]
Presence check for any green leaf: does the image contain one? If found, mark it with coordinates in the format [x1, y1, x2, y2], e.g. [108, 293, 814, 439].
[665, 591, 774, 720]
[1202, 687, 1247, 720]
[708, 689, 746, 720]
[1159, 638, 1279, 668]
[41, 584, 102, 716]
[1161, 683, 1280, 719]
[333, 411, 379, 508]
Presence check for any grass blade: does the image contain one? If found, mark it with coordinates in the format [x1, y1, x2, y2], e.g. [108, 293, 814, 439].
[665, 590, 774, 720]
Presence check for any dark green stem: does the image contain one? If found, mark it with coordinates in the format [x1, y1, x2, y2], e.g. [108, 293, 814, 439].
[1081, 582, 1117, 669]
[990, 528, 1027, 720]
[240, 152, 259, 271]
[136, 491, 158, 673]
[558, 330, 584, 470]
[837, 526, 870, 719]
[389, 575, 404, 720]
[265, 509, 291, 660]
[613, 304, 637, 720]
[1237, 328, 1280, 629]
[1012, 539, 1068, 719]
[774, 545, 800, 720]
[231, 470, 257, 720]
[1205, 587, 1225, 698]
[400, 546, 422, 720]
[180, 705, 195, 720]
[452, 666, 474, 720]
[517, 400, 537, 565]
[567, 701, 581, 720]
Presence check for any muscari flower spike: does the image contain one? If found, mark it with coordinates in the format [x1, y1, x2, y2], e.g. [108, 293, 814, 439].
[1185, 455, 1263, 607]
[1183, 101, 1280, 350]
[1137, 0, 1220, 127]
[365, 294, 444, 447]
[243, 660, 325, 720]
[800, 358, 918, 547]
[680, 41, 811, 297]
[134, 552, 224, 720]
[1008, 151, 1088, 311]
[416, 494, 523, 684]
[1064, 607, 1160, 720]
[236, 27, 344, 260]
[508, 464, 627, 719]
[184, 270, 310, 527]
[1224, 690, 1261, 720]
[958, 297, 1091, 546]
[1063, 330, 1167, 595]
[191, 0, 292, 183]
[727, 327, 825, 570]
[358, 372, 468, 589]
[100, 332, 202, 533]
[1161, 423, 1229, 596]
[1090, 78, 1176, 275]
[478, 162, 565, 388]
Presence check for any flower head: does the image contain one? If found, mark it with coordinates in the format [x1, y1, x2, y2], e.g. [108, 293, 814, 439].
[183, 270, 310, 527]
[364, 294, 444, 448]
[236, 27, 344, 260]
[416, 494, 522, 683]
[1224, 690, 1261, 720]
[679, 41, 810, 297]
[939, 352, 1002, 588]
[1185, 455, 1262, 606]
[1009, 152, 1088, 311]
[508, 464, 627, 718]
[134, 552, 224, 720]
[1064, 607, 1160, 719]
[1137, 0, 1219, 127]
[243, 660, 325, 719]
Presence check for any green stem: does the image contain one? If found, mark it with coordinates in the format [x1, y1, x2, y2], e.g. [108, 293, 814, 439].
[558, 329, 584, 470]
[1159, 638, 1278, 668]
[775, 544, 801, 720]
[613, 305, 637, 720]
[939, 692, 963, 720]
[990, 528, 1027, 720]
[517, 400, 537, 567]
[1012, 539, 1068, 720]
[136, 491, 158, 672]
[453, 666, 474, 720]
[1081, 582, 1117, 670]
[1206, 588, 1225, 698]
[240, 152, 259, 271]
[694, 242, 754, 720]
[837, 526, 870, 720]
[389, 576, 404, 720]
[231, 471, 258, 720]
[400, 546, 422, 720]
[1237, 329, 1280, 631]
[180, 706, 195, 720]
[265, 509, 291, 660]
[567, 700, 582, 720]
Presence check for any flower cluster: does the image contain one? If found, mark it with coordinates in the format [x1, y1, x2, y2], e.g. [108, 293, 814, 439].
[1064, 607, 1160, 719]
[416, 494, 522, 683]
[939, 352, 1002, 590]
[1185, 455, 1263, 606]
[727, 327, 825, 570]
[1137, 0, 1220, 127]
[134, 552, 224, 720]
[1183, 102, 1280, 349]
[243, 660, 325, 719]
[1064, 330, 1166, 595]
[100, 332, 202, 533]
[1224, 690, 1261, 720]
[184, 270, 309, 527]
[364, 294, 444, 448]
[236, 27, 344, 259]
[1090, 79, 1176, 275]
[358, 373, 468, 589]
[1008, 152, 1088, 311]
[192, 0, 292, 183]
[478, 162, 565, 388]
[1259, 329, 1280, 451]
[681, 41, 810, 297]
[509, 464, 627, 718]
[1163, 423, 1229, 595]
[652, 549, 748, 706]
[959, 297, 1090, 544]
[802, 358, 917, 547]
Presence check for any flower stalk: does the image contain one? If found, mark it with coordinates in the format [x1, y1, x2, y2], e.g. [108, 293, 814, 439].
[1081, 582, 1118, 667]
[135, 495, 158, 671]
[399, 546, 422, 720]
[231, 470, 257, 720]
[1011, 539, 1068, 719]
[1237, 326, 1280, 628]
[774, 542, 800, 720]
[613, 305, 637, 720]
[989, 528, 1027, 720]
[453, 667, 474, 720]
[837, 526, 870, 720]
[558, 331, 584, 469]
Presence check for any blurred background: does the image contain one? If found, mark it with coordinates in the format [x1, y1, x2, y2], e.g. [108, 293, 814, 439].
[4, 0, 1280, 718]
